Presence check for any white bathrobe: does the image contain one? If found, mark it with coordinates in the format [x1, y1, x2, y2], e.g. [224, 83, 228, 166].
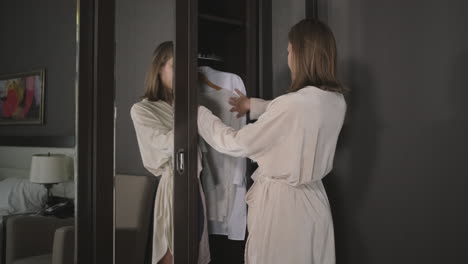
[197, 86, 346, 264]
[131, 99, 210, 264]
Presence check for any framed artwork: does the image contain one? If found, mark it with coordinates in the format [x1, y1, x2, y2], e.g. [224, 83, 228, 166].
[0, 69, 45, 125]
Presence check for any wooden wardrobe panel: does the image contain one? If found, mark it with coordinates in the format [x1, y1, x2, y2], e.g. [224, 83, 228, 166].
[174, 0, 200, 263]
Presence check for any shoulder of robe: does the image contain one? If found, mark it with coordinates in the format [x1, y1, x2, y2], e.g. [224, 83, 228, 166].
[132, 99, 168, 112]
[298, 86, 346, 112]
[130, 100, 164, 123]
[130, 101, 148, 118]
[265, 92, 300, 114]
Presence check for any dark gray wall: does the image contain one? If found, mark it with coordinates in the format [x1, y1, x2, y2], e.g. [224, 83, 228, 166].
[318, 0, 468, 263]
[271, 0, 305, 97]
[115, 0, 175, 175]
[0, 0, 76, 138]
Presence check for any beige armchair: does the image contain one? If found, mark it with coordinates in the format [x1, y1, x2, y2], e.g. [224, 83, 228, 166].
[4, 215, 74, 264]
[115, 174, 158, 264]
[3, 174, 158, 264]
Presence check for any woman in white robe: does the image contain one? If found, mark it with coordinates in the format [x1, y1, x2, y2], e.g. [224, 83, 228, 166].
[131, 41, 210, 264]
[197, 19, 347, 264]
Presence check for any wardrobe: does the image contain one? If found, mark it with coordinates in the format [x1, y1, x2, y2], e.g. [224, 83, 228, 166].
[76, 0, 316, 263]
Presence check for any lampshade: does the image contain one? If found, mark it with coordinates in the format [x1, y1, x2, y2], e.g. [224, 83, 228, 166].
[30, 154, 73, 184]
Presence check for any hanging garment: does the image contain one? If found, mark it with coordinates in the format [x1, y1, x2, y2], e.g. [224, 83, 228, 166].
[198, 66, 246, 94]
[198, 66, 247, 240]
[131, 99, 210, 264]
[198, 86, 347, 264]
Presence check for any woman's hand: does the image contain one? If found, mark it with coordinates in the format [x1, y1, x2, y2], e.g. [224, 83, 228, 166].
[229, 89, 250, 118]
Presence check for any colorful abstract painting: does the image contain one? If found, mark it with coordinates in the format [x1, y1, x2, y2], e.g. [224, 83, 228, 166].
[0, 69, 45, 125]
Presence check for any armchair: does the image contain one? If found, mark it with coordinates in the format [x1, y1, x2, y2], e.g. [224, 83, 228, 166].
[4, 215, 74, 264]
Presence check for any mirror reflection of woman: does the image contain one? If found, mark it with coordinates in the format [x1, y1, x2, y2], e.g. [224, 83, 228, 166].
[132, 41, 210, 264]
[198, 19, 347, 264]
[130, 41, 175, 264]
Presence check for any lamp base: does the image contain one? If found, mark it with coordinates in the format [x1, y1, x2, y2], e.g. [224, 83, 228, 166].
[43, 183, 56, 208]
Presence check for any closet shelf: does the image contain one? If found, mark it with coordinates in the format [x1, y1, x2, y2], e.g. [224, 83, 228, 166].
[199, 14, 244, 27]
[198, 54, 224, 62]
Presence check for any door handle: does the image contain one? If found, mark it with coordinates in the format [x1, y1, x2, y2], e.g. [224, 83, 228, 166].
[176, 149, 185, 174]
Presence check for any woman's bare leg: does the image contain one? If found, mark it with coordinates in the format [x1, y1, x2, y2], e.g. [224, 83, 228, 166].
[158, 249, 173, 264]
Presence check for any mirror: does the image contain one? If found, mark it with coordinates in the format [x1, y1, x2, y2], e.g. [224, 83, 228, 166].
[0, 1, 78, 264]
[114, 0, 175, 263]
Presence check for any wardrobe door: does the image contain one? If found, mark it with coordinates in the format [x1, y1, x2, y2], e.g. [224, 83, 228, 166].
[174, 0, 200, 263]
[77, 0, 115, 263]
[113, 0, 176, 263]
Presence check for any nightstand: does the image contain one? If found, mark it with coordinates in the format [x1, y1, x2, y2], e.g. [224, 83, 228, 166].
[42, 196, 74, 219]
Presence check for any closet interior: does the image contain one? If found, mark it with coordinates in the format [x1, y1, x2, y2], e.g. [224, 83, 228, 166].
[197, 0, 260, 263]
[198, 0, 258, 97]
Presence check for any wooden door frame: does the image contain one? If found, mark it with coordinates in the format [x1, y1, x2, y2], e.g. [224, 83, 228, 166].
[306, 0, 318, 19]
[174, 0, 200, 263]
[77, 0, 205, 263]
[76, 0, 115, 263]
[259, 0, 273, 100]
[246, 0, 260, 99]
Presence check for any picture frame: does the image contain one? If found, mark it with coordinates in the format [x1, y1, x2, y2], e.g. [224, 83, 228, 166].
[0, 69, 45, 125]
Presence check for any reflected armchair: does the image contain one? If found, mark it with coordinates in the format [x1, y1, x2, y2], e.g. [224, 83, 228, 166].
[4, 215, 74, 264]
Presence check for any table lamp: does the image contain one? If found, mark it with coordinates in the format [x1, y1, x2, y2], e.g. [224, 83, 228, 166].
[30, 153, 73, 207]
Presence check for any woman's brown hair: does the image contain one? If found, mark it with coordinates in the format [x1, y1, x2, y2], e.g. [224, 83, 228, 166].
[143, 41, 174, 102]
[288, 19, 346, 94]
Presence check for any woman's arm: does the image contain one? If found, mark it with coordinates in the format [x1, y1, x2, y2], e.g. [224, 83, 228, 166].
[198, 97, 291, 161]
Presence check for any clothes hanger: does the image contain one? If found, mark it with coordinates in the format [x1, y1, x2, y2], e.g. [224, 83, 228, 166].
[198, 72, 222, 91]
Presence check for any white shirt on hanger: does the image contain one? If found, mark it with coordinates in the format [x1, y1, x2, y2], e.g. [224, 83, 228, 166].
[198, 66, 247, 240]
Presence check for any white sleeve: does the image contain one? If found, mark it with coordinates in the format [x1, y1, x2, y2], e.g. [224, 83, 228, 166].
[197, 97, 291, 161]
[249, 98, 271, 120]
[131, 105, 173, 176]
